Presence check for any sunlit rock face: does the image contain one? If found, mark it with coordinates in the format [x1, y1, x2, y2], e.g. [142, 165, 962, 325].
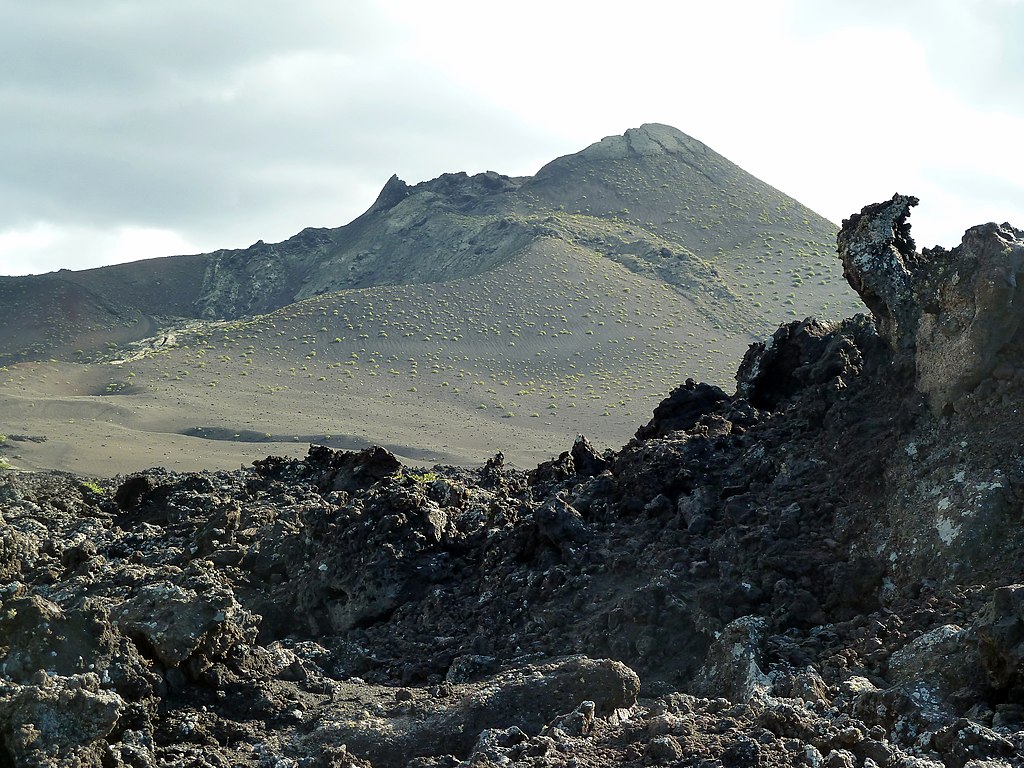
[839, 193, 1024, 413]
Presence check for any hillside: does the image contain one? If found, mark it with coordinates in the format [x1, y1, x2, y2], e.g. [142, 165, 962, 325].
[0, 200, 1022, 766]
[0, 242, 745, 473]
[0, 125, 863, 474]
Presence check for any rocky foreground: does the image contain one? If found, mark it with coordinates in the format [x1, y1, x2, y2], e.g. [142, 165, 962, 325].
[2, 196, 1024, 767]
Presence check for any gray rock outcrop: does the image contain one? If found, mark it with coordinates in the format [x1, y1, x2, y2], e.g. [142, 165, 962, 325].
[839, 194, 1024, 412]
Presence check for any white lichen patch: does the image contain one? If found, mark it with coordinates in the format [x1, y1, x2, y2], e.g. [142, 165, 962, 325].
[904, 681, 947, 725]
[973, 480, 1004, 493]
[936, 518, 962, 545]
[842, 676, 877, 695]
[881, 577, 897, 601]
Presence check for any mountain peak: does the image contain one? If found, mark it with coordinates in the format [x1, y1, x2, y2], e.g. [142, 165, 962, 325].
[526, 124, 732, 195]
[366, 173, 411, 215]
[553, 123, 713, 164]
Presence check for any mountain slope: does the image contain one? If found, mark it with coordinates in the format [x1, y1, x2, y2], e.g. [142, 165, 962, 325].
[522, 125, 848, 325]
[0, 125, 864, 473]
[0, 240, 748, 473]
[1, 124, 857, 364]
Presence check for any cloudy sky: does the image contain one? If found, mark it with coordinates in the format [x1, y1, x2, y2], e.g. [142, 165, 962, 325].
[2, 0, 1022, 275]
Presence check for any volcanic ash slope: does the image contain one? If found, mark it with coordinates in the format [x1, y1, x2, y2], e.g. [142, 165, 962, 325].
[0, 124, 862, 475]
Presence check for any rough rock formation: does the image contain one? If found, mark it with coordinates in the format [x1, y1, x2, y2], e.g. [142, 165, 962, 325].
[2, 199, 1024, 765]
[840, 193, 1024, 412]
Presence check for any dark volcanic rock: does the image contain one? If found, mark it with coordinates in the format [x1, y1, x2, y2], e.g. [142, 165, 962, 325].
[570, 434, 608, 477]
[735, 315, 881, 411]
[838, 193, 922, 350]
[634, 378, 731, 438]
[368, 174, 411, 214]
[2, 199, 1024, 765]
[977, 584, 1024, 691]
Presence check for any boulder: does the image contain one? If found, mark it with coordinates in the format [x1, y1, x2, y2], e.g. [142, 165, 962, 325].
[112, 578, 258, 681]
[691, 616, 770, 702]
[302, 656, 639, 765]
[635, 379, 729, 439]
[0, 673, 125, 768]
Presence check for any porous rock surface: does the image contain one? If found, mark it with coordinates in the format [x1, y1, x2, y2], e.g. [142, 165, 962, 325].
[2, 200, 1024, 766]
[839, 193, 1024, 411]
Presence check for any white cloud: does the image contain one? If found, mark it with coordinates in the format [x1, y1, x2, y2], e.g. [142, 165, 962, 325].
[0, 223, 198, 276]
[0, 224, 62, 275]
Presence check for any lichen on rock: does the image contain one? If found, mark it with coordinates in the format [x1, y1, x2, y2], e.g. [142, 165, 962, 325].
[838, 193, 1024, 412]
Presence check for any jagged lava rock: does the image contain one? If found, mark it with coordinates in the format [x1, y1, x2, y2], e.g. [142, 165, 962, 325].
[839, 193, 1024, 412]
[4, 197, 1024, 765]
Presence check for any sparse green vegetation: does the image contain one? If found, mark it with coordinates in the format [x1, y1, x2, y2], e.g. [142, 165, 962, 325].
[0, 124, 861, 475]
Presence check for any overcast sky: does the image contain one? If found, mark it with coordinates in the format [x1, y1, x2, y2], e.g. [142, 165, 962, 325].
[2, 0, 1022, 276]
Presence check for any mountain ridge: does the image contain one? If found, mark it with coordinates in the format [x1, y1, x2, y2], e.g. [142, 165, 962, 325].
[0, 124, 863, 475]
[1, 124, 853, 362]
